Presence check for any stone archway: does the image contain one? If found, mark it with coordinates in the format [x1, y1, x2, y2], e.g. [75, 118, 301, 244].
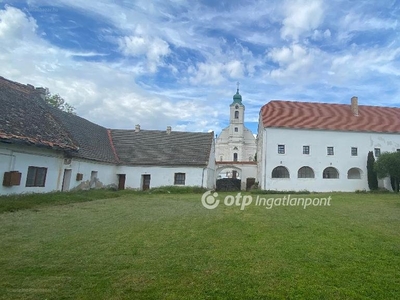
[215, 166, 243, 191]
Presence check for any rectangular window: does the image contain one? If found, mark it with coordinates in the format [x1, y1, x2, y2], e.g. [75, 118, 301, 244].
[26, 166, 47, 187]
[374, 148, 381, 157]
[174, 173, 186, 185]
[303, 145, 310, 155]
[278, 144, 285, 154]
[234, 127, 238, 132]
[327, 147, 334, 155]
[351, 147, 358, 156]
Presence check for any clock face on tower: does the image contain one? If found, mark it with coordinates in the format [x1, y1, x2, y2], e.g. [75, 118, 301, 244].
[235, 105, 239, 109]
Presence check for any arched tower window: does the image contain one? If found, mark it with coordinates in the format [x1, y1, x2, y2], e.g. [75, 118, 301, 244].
[234, 111, 239, 119]
[233, 153, 238, 162]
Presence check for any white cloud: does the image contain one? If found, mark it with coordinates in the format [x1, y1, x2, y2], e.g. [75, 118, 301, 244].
[188, 60, 245, 86]
[267, 44, 319, 80]
[0, 5, 38, 44]
[119, 32, 170, 73]
[281, 0, 324, 41]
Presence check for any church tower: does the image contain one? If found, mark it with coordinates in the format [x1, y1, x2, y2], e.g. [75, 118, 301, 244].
[228, 84, 245, 144]
[215, 84, 257, 164]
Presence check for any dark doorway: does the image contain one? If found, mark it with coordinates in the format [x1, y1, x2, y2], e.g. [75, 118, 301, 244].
[118, 174, 126, 190]
[246, 177, 256, 191]
[232, 170, 238, 179]
[142, 174, 151, 190]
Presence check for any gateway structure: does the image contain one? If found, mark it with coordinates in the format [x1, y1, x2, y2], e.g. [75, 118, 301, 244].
[215, 86, 257, 190]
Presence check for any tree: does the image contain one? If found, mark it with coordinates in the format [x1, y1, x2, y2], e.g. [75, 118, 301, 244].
[375, 151, 400, 193]
[367, 151, 378, 191]
[44, 89, 76, 114]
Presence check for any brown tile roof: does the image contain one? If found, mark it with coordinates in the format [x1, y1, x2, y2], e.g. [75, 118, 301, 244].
[0, 76, 78, 151]
[260, 100, 400, 133]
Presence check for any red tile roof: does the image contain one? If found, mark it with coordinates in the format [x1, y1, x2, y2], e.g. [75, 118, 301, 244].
[260, 100, 400, 133]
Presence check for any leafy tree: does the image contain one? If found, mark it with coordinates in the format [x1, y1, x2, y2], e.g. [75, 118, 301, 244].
[374, 151, 400, 193]
[367, 151, 378, 191]
[44, 89, 76, 114]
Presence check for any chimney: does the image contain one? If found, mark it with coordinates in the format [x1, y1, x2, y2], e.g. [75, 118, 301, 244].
[35, 87, 47, 100]
[135, 124, 140, 132]
[351, 96, 358, 116]
[166, 126, 171, 135]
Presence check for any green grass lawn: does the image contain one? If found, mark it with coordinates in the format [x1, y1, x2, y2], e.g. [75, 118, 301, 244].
[0, 191, 399, 299]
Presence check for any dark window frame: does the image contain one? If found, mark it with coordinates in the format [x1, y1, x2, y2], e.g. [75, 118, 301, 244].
[278, 144, 285, 154]
[174, 173, 186, 185]
[26, 166, 47, 187]
[272, 166, 290, 178]
[327, 146, 334, 156]
[298, 166, 315, 178]
[374, 148, 381, 157]
[303, 145, 310, 155]
[351, 147, 358, 156]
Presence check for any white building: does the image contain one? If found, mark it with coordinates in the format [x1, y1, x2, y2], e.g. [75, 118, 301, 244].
[257, 97, 400, 192]
[215, 87, 257, 189]
[0, 76, 215, 195]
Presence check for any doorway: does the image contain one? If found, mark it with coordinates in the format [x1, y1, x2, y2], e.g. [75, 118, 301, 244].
[142, 174, 151, 190]
[118, 174, 126, 190]
[62, 169, 72, 191]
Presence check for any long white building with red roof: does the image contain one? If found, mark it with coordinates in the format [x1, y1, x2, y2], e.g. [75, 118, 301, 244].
[257, 97, 400, 192]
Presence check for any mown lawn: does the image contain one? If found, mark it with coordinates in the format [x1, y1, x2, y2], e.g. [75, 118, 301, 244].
[0, 191, 399, 299]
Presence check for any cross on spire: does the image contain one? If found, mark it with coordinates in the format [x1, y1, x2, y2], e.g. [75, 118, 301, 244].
[236, 81, 240, 92]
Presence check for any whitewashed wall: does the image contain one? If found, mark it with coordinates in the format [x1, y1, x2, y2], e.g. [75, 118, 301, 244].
[0, 144, 118, 195]
[0, 138, 216, 195]
[259, 128, 399, 192]
[117, 165, 214, 190]
[63, 159, 117, 191]
[0, 144, 63, 194]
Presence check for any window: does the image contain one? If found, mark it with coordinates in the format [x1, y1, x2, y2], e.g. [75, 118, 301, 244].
[278, 144, 285, 154]
[26, 166, 47, 187]
[234, 127, 238, 132]
[234, 111, 239, 119]
[174, 173, 186, 185]
[303, 145, 310, 155]
[219, 156, 223, 161]
[323, 167, 339, 179]
[233, 153, 238, 162]
[374, 148, 381, 157]
[327, 147, 334, 155]
[298, 166, 315, 178]
[351, 147, 358, 156]
[271, 166, 290, 178]
[347, 168, 361, 179]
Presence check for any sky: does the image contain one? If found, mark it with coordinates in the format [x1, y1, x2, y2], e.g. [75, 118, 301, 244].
[0, 0, 399, 135]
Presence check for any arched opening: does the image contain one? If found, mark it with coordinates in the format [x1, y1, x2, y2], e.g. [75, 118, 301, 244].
[347, 168, 362, 179]
[298, 166, 315, 178]
[216, 166, 242, 191]
[234, 111, 239, 119]
[323, 167, 339, 179]
[271, 166, 290, 178]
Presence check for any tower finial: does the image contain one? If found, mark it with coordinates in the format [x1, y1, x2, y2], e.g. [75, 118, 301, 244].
[236, 81, 240, 92]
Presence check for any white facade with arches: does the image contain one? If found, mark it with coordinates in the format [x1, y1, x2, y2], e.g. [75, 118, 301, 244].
[258, 127, 399, 192]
